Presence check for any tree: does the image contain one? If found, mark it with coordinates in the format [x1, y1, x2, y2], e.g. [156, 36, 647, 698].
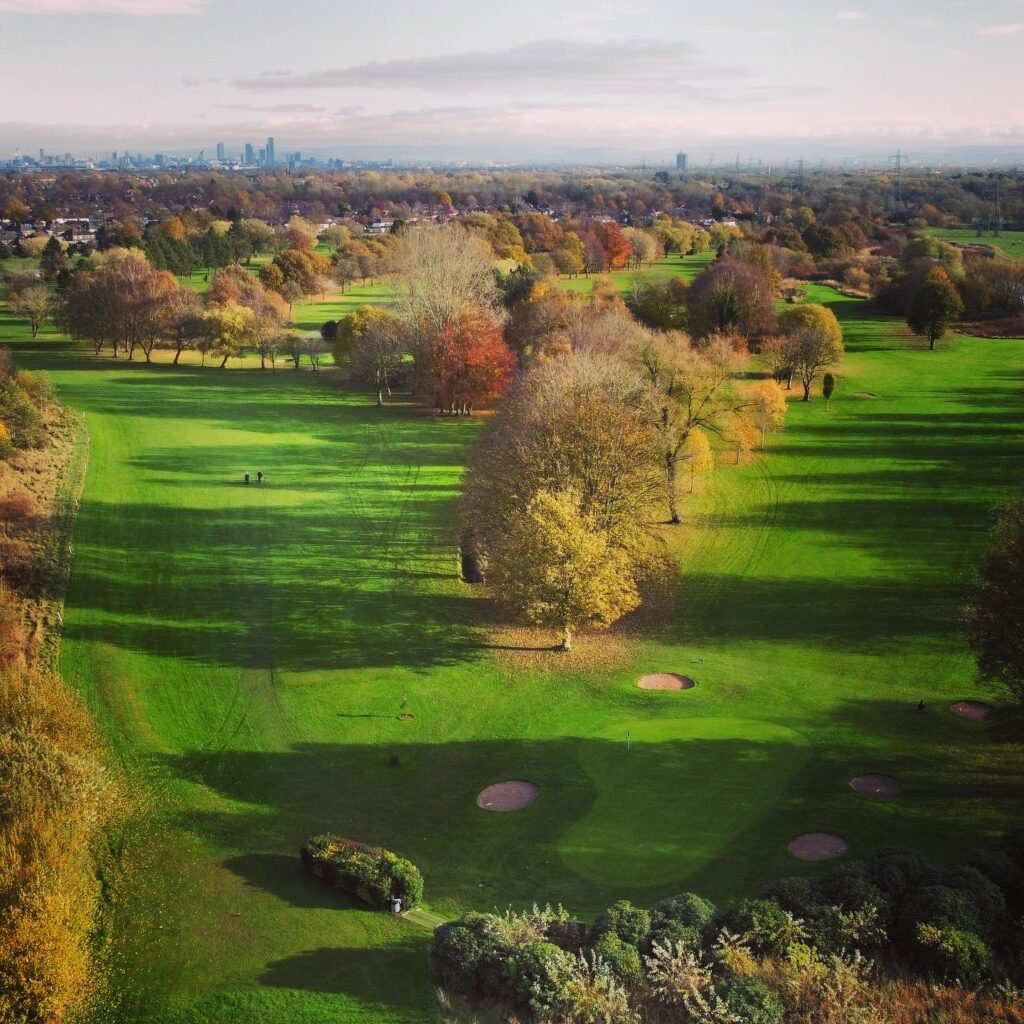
[489, 488, 640, 651]
[966, 500, 1024, 707]
[390, 226, 499, 336]
[777, 303, 844, 401]
[202, 302, 256, 368]
[334, 305, 398, 366]
[350, 316, 406, 405]
[631, 332, 743, 524]
[822, 372, 836, 411]
[627, 277, 688, 331]
[725, 413, 760, 463]
[418, 305, 515, 414]
[907, 267, 964, 350]
[9, 286, 51, 338]
[553, 232, 586, 277]
[749, 379, 788, 449]
[687, 258, 777, 340]
[39, 236, 68, 282]
[682, 428, 714, 493]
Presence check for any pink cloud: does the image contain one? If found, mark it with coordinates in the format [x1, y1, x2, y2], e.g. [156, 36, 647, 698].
[0, 0, 205, 13]
[978, 22, 1024, 35]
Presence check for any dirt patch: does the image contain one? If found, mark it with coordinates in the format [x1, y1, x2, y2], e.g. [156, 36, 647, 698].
[951, 700, 992, 721]
[638, 673, 696, 691]
[788, 833, 849, 861]
[476, 780, 539, 812]
[850, 774, 902, 799]
[855, 391, 878, 398]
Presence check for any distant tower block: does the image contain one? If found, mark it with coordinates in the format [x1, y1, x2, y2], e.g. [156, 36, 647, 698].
[675, 152, 688, 171]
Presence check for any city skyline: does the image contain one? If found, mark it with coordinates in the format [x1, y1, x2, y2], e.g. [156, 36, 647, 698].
[1, 0, 1023, 163]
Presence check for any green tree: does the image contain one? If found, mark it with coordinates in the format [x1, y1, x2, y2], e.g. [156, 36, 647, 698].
[966, 500, 1024, 707]
[777, 303, 844, 401]
[39, 236, 68, 281]
[907, 266, 964, 350]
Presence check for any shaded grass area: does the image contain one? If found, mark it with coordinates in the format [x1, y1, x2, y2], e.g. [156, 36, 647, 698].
[1, 280, 1023, 1022]
[555, 251, 715, 296]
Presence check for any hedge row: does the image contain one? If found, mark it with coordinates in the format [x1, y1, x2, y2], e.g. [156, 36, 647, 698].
[300, 834, 424, 910]
[431, 831, 1024, 1019]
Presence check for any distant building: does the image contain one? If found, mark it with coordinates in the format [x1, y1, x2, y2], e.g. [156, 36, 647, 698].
[216, 142, 225, 161]
[675, 152, 687, 171]
[244, 143, 254, 165]
[155, 153, 165, 167]
[265, 136, 275, 167]
[258, 147, 266, 164]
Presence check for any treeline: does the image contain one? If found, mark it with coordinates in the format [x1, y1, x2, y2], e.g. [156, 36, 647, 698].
[0, 347, 120, 1024]
[2, 166, 1022, 231]
[430, 835, 1024, 1024]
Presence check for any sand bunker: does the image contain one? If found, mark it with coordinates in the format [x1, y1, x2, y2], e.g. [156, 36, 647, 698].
[850, 774, 902, 799]
[951, 700, 991, 721]
[477, 780, 539, 812]
[788, 833, 849, 861]
[856, 391, 878, 397]
[638, 673, 696, 691]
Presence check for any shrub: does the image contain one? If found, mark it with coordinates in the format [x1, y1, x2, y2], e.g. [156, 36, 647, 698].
[897, 885, 981, 948]
[913, 924, 991, 984]
[0, 422, 13, 460]
[0, 493, 37, 523]
[758, 876, 822, 923]
[502, 940, 576, 1016]
[722, 975, 784, 1024]
[0, 382, 45, 449]
[863, 847, 940, 897]
[300, 834, 423, 909]
[936, 866, 1007, 936]
[590, 900, 651, 948]
[652, 892, 717, 932]
[429, 913, 505, 999]
[721, 899, 803, 955]
[591, 931, 643, 985]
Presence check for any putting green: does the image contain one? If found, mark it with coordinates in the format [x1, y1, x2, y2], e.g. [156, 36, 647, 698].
[559, 718, 811, 886]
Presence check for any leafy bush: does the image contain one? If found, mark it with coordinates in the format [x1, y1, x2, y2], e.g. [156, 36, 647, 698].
[913, 924, 991, 984]
[0, 422, 13, 460]
[501, 940, 576, 1016]
[721, 899, 803, 955]
[722, 975, 784, 1024]
[300, 834, 423, 910]
[590, 899, 651, 948]
[429, 913, 506, 999]
[652, 892, 716, 932]
[862, 847, 940, 897]
[0, 381, 45, 449]
[591, 930, 642, 985]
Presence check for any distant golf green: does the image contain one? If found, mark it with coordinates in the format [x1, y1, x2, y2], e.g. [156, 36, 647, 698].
[926, 227, 1024, 260]
[2, 267, 1023, 1023]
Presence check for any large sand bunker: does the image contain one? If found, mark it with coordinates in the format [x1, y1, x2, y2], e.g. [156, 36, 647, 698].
[477, 780, 539, 811]
[850, 774, 902, 799]
[638, 673, 696, 691]
[788, 833, 849, 861]
[951, 701, 991, 721]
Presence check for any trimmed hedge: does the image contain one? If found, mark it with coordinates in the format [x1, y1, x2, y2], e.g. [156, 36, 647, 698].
[300, 834, 423, 910]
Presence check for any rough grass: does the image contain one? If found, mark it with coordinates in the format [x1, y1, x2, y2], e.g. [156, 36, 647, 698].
[926, 227, 1024, 260]
[555, 251, 715, 295]
[1, 280, 1023, 1022]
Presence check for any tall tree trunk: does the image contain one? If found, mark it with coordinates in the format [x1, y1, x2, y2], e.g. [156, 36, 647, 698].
[666, 453, 681, 525]
[460, 541, 484, 584]
[802, 379, 811, 401]
[560, 627, 572, 651]
[220, 354, 229, 368]
[173, 345, 182, 365]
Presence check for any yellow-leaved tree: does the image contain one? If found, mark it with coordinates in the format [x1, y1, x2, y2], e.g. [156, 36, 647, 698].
[489, 488, 640, 651]
[682, 427, 715, 493]
[749, 379, 788, 449]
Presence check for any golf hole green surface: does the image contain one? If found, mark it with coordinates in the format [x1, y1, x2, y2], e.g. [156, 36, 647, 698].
[559, 718, 811, 886]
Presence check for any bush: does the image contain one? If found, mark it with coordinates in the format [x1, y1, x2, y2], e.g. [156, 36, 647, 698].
[652, 892, 717, 932]
[897, 885, 982, 947]
[591, 931, 642, 985]
[936, 866, 1007, 936]
[863, 847, 940, 897]
[0, 382, 45, 449]
[721, 899, 801, 955]
[429, 913, 505, 999]
[300, 834, 423, 910]
[0, 493, 37, 524]
[0, 423, 13, 460]
[590, 899, 651, 948]
[913, 924, 991, 984]
[758, 876, 822, 922]
[501, 940, 576, 1016]
[722, 975, 784, 1024]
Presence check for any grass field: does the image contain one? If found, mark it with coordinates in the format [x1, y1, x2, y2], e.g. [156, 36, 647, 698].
[2, 274, 1023, 1022]
[555, 251, 715, 296]
[926, 227, 1024, 260]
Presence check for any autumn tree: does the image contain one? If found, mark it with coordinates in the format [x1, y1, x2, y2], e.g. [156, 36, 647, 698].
[334, 305, 399, 365]
[726, 412, 760, 463]
[350, 314, 406, 405]
[682, 428, 714, 493]
[749, 379, 788, 449]
[202, 302, 257, 368]
[552, 232, 586, 277]
[907, 266, 964, 350]
[9, 286, 51, 338]
[687, 258, 777, 340]
[627, 277, 689, 331]
[966, 500, 1024, 708]
[630, 331, 743, 524]
[777, 303, 844, 401]
[39, 236, 68, 282]
[489, 488, 640, 651]
[419, 305, 515, 414]
[461, 350, 663, 598]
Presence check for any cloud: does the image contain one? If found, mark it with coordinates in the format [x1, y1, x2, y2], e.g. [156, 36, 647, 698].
[218, 102, 328, 115]
[0, 0, 206, 12]
[181, 74, 220, 88]
[978, 22, 1024, 35]
[835, 10, 867, 20]
[232, 38, 744, 96]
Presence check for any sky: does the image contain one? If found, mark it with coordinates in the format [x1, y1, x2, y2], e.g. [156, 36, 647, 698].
[1, 0, 1023, 163]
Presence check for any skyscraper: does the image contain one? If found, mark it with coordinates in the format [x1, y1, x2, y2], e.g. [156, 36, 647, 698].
[216, 142, 225, 161]
[265, 136, 275, 167]
[244, 143, 254, 166]
[675, 152, 687, 171]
